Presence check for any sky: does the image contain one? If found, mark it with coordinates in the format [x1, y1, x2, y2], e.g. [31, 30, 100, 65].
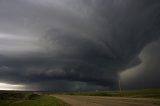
[0, 0, 160, 91]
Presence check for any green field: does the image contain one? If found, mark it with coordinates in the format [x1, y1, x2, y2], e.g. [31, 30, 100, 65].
[0, 92, 69, 106]
[0, 89, 159, 106]
[63, 89, 160, 99]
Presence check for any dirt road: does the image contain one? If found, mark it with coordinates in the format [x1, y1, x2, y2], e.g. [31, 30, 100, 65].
[54, 95, 160, 106]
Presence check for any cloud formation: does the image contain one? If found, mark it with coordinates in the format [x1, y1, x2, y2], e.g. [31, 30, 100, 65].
[121, 39, 160, 89]
[0, 0, 160, 90]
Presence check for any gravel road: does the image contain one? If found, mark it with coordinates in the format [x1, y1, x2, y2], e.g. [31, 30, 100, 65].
[54, 95, 160, 106]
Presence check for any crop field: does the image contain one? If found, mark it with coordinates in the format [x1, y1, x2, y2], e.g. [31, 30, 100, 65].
[0, 91, 69, 106]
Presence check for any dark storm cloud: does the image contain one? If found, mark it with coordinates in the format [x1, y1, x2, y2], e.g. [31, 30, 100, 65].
[121, 39, 160, 89]
[0, 0, 160, 90]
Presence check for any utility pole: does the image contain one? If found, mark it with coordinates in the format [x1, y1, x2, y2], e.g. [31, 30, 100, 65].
[118, 80, 122, 96]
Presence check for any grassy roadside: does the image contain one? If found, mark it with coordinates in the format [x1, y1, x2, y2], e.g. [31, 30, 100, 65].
[0, 93, 70, 106]
[62, 89, 160, 99]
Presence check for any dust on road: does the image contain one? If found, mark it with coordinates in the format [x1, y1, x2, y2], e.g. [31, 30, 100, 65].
[54, 95, 160, 106]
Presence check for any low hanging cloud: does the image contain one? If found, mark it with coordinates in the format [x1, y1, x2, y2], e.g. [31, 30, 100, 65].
[0, 0, 160, 91]
[121, 39, 160, 89]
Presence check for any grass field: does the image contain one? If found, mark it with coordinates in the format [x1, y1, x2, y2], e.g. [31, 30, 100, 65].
[0, 89, 159, 106]
[62, 89, 160, 99]
[0, 92, 69, 106]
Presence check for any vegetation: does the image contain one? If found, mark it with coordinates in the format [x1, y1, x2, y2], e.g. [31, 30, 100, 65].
[0, 89, 159, 106]
[0, 92, 69, 106]
[63, 89, 160, 99]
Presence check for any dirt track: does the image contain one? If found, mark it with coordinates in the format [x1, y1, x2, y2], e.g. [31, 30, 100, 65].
[54, 95, 160, 106]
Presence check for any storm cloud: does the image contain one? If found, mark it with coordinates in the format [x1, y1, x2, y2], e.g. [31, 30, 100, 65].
[0, 0, 160, 91]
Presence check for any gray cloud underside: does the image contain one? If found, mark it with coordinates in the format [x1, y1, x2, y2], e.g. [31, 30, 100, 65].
[121, 39, 160, 89]
[0, 0, 160, 90]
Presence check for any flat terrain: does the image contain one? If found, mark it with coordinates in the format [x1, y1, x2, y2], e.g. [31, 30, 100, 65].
[0, 92, 69, 106]
[54, 95, 160, 106]
[62, 89, 160, 98]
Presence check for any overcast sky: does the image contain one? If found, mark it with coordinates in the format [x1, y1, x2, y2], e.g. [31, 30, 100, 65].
[0, 0, 160, 91]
